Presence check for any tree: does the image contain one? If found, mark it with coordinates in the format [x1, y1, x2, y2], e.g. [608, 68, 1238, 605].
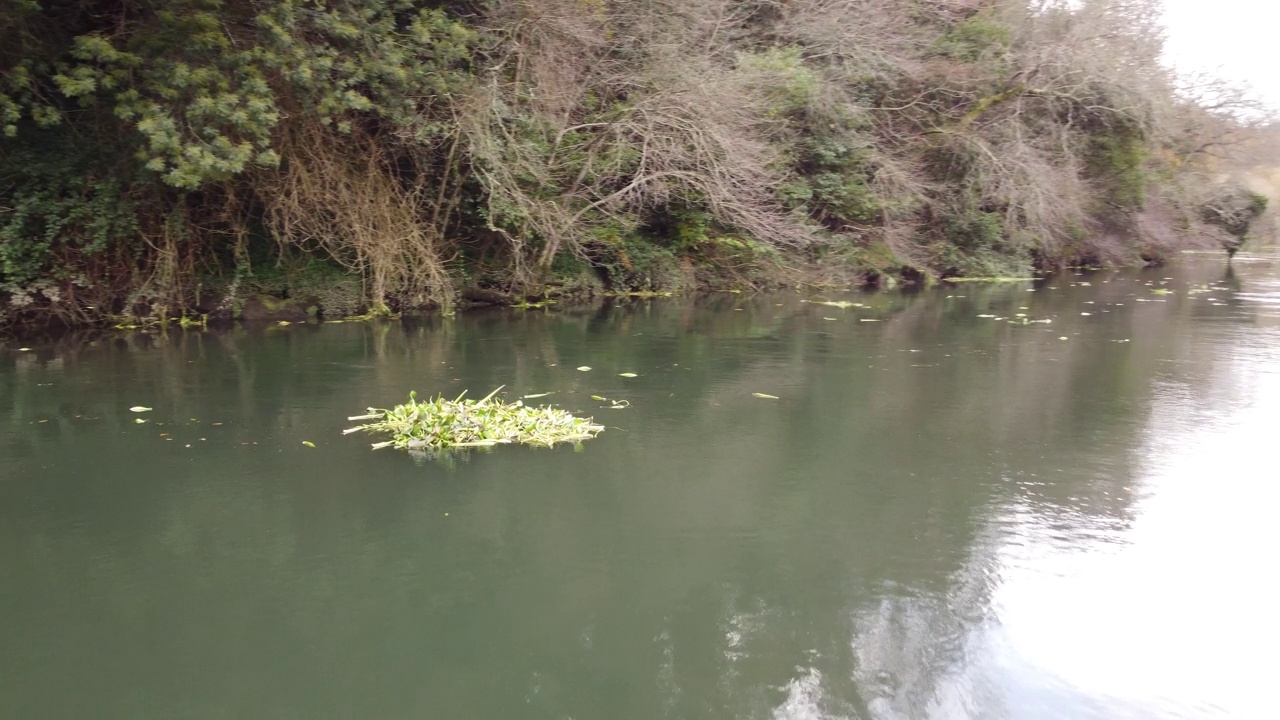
[1201, 186, 1268, 258]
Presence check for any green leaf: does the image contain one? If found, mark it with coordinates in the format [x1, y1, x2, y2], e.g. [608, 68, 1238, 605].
[302, 441, 316, 448]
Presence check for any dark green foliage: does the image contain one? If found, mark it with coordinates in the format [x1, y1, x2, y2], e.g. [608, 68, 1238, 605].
[587, 225, 686, 293]
[225, 255, 367, 318]
[2, 0, 473, 185]
[1086, 125, 1148, 210]
[2, 0, 474, 324]
[937, 207, 1029, 278]
[944, 208, 1004, 252]
[780, 129, 883, 228]
[0, 142, 142, 288]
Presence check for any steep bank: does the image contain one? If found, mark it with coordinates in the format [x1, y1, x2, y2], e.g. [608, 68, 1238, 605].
[0, 0, 1265, 329]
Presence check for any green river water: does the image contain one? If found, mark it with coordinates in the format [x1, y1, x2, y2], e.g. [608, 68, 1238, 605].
[3, 254, 1279, 719]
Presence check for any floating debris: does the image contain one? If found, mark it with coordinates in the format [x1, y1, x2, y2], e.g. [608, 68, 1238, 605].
[805, 300, 862, 308]
[618, 373, 638, 378]
[577, 366, 592, 372]
[345, 387, 604, 451]
[512, 299, 556, 310]
[129, 406, 153, 413]
[752, 393, 780, 399]
[302, 441, 316, 448]
[944, 277, 1037, 283]
[590, 394, 631, 409]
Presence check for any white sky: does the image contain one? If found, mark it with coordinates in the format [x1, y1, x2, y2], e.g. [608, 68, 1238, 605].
[1161, 0, 1280, 109]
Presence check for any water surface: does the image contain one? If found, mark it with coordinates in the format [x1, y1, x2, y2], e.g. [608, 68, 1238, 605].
[3, 254, 1278, 719]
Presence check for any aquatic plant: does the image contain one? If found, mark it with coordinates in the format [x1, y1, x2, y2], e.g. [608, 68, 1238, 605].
[804, 300, 864, 308]
[344, 387, 604, 451]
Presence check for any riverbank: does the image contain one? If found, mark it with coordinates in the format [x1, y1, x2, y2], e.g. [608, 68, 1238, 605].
[2, 0, 1265, 332]
[1, 239, 1204, 336]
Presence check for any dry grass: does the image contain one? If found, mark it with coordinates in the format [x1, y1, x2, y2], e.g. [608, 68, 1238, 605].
[261, 125, 453, 312]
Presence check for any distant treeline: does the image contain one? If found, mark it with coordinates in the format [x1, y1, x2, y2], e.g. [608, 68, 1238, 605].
[0, 0, 1266, 326]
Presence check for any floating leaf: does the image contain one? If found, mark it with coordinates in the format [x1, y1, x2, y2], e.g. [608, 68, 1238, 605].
[522, 392, 553, 399]
[591, 393, 630, 409]
[753, 393, 779, 399]
[302, 441, 316, 448]
[618, 373, 638, 378]
[130, 406, 153, 413]
[577, 366, 592, 372]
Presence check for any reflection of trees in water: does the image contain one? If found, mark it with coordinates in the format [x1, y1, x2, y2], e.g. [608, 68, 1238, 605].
[2, 257, 1274, 718]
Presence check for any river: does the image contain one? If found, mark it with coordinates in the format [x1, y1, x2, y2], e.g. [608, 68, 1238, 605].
[3, 253, 1278, 719]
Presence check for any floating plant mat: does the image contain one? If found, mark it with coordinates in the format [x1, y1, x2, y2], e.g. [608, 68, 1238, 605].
[344, 387, 604, 451]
